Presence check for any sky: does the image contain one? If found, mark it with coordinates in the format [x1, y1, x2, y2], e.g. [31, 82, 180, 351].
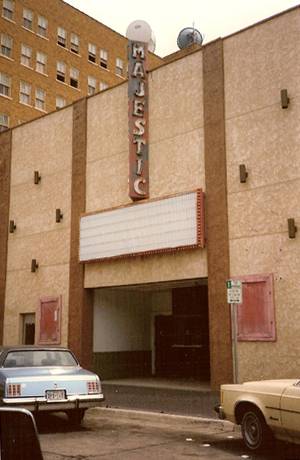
[65, 0, 299, 57]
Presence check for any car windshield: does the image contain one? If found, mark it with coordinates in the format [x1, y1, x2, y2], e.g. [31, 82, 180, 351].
[3, 350, 78, 368]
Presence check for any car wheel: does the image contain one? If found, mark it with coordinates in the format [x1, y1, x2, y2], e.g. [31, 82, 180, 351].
[67, 409, 85, 427]
[241, 408, 272, 451]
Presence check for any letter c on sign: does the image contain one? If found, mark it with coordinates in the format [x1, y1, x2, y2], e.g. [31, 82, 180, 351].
[133, 178, 146, 196]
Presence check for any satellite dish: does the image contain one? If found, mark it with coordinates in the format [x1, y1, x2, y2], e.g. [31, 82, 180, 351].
[126, 20, 152, 43]
[126, 20, 156, 52]
[177, 27, 203, 49]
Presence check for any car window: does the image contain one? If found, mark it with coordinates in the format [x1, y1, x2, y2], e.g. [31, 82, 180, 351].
[3, 350, 78, 367]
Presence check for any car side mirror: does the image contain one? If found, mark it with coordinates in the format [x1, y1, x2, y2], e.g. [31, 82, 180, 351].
[0, 408, 43, 460]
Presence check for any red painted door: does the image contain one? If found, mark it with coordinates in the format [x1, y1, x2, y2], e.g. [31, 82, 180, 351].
[38, 296, 61, 344]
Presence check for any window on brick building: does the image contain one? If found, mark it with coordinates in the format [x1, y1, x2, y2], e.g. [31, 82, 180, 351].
[70, 67, 79, 88]
[56, 96, 66, 109]
[99, 81, 108, 91]
[19, 81, 31, 105]
[88, 76, 96, 96]
[36, 51, 47, 74]
[21, 44, 32, 67]
[23, 8, 33, 30]
[100, 49, 108, 68]
[237, 273, 276, 341]
[115, 57, 124, 76]
[70, 33, 79, 54]
[57, 27, 67, 47]
[0, 72, 11, 97]
[0, 113, 9, 132]
[37, 15, 48, 37]
[2, 0, 14, 21]
[35, 88, 45, 111]
[0, 33, 12, 58]
[88, 43, 96, 63]
[56, 61, 66, 82]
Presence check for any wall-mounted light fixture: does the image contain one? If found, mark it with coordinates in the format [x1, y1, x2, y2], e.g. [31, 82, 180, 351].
[34, 171, 41, 184]
[9, 220, 16, 233]
[287, 218, 297, 239]
[56, 208, 63, 223]
[281, 89, 290, 109]
[239, 164, 248, 183]
[31, 259, 39, 272]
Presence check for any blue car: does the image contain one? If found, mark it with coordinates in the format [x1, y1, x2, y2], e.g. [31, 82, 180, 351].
[0, 345, 104, 425]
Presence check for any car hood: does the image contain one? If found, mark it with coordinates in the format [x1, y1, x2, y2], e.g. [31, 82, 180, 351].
[0, 366, 96, 379]
[222, 379, 298, 394]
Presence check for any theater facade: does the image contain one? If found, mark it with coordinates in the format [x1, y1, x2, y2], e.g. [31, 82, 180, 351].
[0, 6, 299, 388]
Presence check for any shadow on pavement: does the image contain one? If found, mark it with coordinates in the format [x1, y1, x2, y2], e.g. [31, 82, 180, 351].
[34, 412, 88, 434]
[211, 436, 300, 460]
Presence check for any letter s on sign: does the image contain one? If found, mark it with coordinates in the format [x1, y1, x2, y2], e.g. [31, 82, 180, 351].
[133, 119, 145, 136]
[133, 178, 146, 196]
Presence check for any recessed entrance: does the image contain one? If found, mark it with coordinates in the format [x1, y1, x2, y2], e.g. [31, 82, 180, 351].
[20, 313, 35, 345]
[93, 279, 210, 382]
[155, 285, 209, 380]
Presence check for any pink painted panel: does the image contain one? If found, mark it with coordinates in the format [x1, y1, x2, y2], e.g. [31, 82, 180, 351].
[236, 274, 276, 341]
[37, 296, 61, 345]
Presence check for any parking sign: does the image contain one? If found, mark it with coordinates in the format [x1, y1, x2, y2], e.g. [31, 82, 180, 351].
[227, 280, 243, 304]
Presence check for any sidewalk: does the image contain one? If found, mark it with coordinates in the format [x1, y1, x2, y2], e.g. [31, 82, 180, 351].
[102, 378, 220, 419]
[90, 406, 236, 435]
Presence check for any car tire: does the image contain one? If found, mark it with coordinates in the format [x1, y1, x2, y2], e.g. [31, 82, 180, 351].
[67, 409, 85, 427]
[241, 408, 273, 451]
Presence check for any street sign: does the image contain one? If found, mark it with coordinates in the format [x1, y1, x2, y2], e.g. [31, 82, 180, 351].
[227, 279, 243, 383]
[227, 280, 243, 304]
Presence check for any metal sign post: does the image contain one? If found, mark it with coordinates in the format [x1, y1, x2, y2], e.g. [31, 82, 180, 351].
[226, 280, 243, 384]
[230, 303, 238, 384]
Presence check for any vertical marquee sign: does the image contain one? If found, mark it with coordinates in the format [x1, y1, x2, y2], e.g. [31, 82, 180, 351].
[128, 40, 149, 200]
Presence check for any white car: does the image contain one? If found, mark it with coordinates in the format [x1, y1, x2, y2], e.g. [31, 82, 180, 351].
[216, 379, 300, 451]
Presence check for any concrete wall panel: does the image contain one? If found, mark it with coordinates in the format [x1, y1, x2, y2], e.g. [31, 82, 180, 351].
[93, 289, 152, 352]
[225, 8, 300, 381]
[224, 10, 300, 119]
[149, 53, 204, 143]
[226, 101, 300, 194]
[4, 265, 69, 345]
[4, 109, 73, 345]
[11, 110, 73, 186]
[85, 249, 207, 288]
[85, 51, 206, 288]
[9, 175, 72, 235]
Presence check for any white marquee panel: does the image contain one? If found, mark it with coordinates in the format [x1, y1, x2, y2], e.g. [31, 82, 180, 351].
[80, 191, 202, 262]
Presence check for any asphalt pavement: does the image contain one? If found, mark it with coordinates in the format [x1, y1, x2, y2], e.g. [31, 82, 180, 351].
[34, 378, 300, 459]
[38, 408, 300, 460]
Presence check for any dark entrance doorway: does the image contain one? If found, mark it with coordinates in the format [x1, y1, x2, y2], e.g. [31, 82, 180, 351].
[155, 284, 210, 380]
[21, 313, 36, 345]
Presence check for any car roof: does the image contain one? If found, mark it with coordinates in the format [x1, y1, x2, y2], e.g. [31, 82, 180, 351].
[0, 346, 71, 352]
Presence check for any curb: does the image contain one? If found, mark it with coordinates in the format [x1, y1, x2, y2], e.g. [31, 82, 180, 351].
[89, 406, 236, 432]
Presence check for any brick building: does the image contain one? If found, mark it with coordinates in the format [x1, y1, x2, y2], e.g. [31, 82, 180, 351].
[0, 0, 162, 130]
[0, 6, 299, 389]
